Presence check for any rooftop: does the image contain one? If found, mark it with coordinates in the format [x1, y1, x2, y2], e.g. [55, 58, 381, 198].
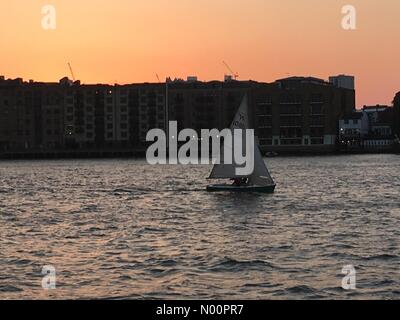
[341, 112, 364, 120]
[275, 76, 327, 85]
[362, 104, 392, 111]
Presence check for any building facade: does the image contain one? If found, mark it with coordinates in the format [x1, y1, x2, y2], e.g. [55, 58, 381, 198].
[252, 77, 355, 152]
[339, 112, 369, 148]
[329, 75, 355, 90]
[0, 78, 64, 151]
[338, 105, 395, 151]
[0, 75, 356, 155]
[394, 92, 400, 137]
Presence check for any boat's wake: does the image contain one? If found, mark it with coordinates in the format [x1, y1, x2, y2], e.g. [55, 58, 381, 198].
[112, 187, 207, 195]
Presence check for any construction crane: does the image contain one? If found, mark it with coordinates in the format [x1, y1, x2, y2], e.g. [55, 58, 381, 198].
[156, 74, 161, 83]
[222, 61, 239, 80]
[67, 62, 76, 82]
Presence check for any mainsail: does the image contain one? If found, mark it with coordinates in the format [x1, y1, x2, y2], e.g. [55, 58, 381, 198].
[208, 95, 275, 187]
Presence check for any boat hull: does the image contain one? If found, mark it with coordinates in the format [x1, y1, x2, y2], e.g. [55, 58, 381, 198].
[206, 184, 276, 193]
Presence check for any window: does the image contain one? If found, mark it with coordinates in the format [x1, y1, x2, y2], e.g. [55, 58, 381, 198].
[260, 139, 272, 146]
[258, 128, 272, 137]
[310, 93, 324, 103]
[258, 105, 272, 115]
[280, 105, 302, 115]
[311, 105, 323, 115]
[353, 120, 358, 125]
[310, 116, 324, 126]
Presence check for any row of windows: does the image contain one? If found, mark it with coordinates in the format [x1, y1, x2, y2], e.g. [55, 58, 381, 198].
[343, 119, 359, 125]
[1, 130, 31, 136]
[106, 123, 128, 129]
[65, 106, 130, 114]
[259, 137, 325, 146]
[257, 104, 324, 114]
[256, 94, 325, 105]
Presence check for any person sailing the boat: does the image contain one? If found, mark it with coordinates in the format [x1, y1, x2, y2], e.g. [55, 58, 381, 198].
[231, 177, 249, 186]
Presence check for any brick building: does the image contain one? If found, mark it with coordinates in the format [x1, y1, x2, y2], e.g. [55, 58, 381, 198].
[0, 75, 356, 155]
[252, 77, 355, 152]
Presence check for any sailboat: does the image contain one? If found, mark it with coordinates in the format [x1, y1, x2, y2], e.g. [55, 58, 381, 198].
[206, 95, 276, 193]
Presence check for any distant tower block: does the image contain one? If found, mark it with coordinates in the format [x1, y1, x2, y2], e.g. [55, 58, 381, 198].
[329, 75, 355, 90]
[187, 76, 198, 82]
[224, 75, 233, 82]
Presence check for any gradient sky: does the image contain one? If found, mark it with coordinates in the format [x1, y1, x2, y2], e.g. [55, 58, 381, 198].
[0, 0, 399, 106]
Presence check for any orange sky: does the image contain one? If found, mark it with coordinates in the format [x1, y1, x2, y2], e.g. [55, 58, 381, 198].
[0, 0, 399, 106]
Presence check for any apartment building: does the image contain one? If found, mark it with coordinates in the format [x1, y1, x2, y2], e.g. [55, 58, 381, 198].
[252, 77, 355, 152]
[0, 75, 356, 154]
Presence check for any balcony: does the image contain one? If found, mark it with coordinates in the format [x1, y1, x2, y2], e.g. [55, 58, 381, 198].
[310, 137, 324, 145]
[279, 102, 302, 105]
[280, 138, 303, 145]
[280, 114, 302, 118]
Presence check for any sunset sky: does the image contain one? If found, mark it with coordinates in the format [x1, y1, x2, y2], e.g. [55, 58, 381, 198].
[0, 0, 399, 106]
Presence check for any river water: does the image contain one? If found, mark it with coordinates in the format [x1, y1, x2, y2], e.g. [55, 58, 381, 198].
[0, 154, 399, 299]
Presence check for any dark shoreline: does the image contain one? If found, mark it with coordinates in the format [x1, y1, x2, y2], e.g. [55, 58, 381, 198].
[0, 148, 398, 160]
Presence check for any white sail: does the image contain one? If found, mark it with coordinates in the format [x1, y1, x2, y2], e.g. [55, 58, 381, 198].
[248, 139, 275, 186]
[208, 95, 275, 186]
[208, 95, 249, 179]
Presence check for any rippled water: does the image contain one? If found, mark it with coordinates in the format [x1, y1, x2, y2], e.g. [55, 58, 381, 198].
[0, 154, 399, 300]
